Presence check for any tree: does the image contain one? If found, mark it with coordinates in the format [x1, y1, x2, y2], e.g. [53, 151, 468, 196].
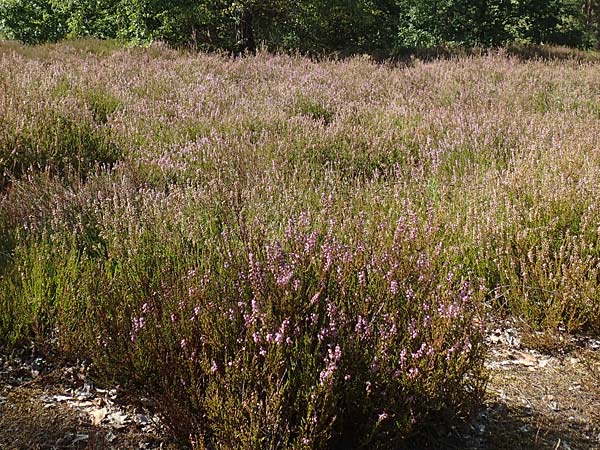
[0, 0, 598, 50]
[0, 0, 67, 44]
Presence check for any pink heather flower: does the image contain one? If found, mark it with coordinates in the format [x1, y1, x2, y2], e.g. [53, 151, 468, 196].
[310, 290, 321, 305]
[171, 313, 178, 323]
[142, 303, 150, 314]
[323, 244, 333, 272]
[358, 270, 366, 285]
[377, 412, 389, 423]
[279, 318, 290, 335]
[463, 337, 472, 352]
[227, 308, 236, 320]
[180, 339, 187, 350]
[317, 328, 328, 342]
[210, 361, 218, 373]
[365, 381, 372, 393]
[130, 316, 146, 343]
[319, 345, 342, 385]
[408, 319, 418, 339]
[305, 231, 317, 253]
[276, 270, 294, 287]
[408, 367, 419, 379]
[412, 342, 427, 359]
[387, 321, 397, 339]
[370, 357, 379, 373]
[400, 348, 407, 366]
[390, 280, 398, 295]
[355, 315, 371, 338]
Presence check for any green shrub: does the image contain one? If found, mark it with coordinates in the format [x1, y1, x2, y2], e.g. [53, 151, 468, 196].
[293, 95, 335, 124]
[0, 109, 122, 190]
[80, 87, 122, 124]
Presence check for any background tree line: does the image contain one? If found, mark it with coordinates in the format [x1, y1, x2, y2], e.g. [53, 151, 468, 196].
[1, 0, 599, 52]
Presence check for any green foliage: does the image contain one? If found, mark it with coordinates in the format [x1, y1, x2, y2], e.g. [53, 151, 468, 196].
[0, 109, 122, 190]
[0, 0, 67, 44]
[1, 0, 599, 51]
[293, 95, 334, 123]
[0, 237, 83, 348]
[79, 87, 122, 124]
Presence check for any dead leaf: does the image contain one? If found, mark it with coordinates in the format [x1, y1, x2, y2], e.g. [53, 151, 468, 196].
[107, 411, 129, 429]
[512, 352, 537, 367]
[90, 407, 108, 426]
[538, 358, 551, 368]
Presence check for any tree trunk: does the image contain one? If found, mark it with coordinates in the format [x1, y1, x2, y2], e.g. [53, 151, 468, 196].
[236, 8, 256, 55]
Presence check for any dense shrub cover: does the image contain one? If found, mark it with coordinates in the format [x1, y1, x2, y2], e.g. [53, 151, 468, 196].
[1, 41, 600, 447]
[0, 0, 600, 51]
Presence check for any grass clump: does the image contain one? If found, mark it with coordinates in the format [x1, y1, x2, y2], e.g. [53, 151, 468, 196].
[293, 95, 335, 124]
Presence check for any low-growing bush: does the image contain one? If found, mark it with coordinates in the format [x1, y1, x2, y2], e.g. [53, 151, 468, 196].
[293, 95, 335, 124]
[2, 207, 487, 448]
[80, 87, 122, 125]
[0, 109, 122, 190]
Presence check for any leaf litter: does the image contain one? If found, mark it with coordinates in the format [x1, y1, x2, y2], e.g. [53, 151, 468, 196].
[0, 351, 174, 449]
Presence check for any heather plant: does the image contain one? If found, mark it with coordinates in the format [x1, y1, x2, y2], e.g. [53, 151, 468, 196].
[2, 41, 600, 447]
[0, 105, 122, 190]
[79, 86, 122, 124]
[293, 95, 335, 124]
[8, 205, 486, 447]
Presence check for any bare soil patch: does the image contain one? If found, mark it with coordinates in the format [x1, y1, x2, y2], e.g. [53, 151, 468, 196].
[456, 324, 600, 450]
[0, 352, 175, 449]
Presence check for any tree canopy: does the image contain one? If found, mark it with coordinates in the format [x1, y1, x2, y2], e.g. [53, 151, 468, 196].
[1, 0, 599, 52]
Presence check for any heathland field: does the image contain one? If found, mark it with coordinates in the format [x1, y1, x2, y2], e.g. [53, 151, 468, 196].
[1, 40, 599, 448]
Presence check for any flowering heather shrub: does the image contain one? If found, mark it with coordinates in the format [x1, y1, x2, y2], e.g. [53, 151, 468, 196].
[2, 40, 600, 446]
[0, 100, 121, 190]
[27, 210, 485, 448]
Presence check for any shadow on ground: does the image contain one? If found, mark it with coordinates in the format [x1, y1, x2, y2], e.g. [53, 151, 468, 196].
[405, 403, 597, 450]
